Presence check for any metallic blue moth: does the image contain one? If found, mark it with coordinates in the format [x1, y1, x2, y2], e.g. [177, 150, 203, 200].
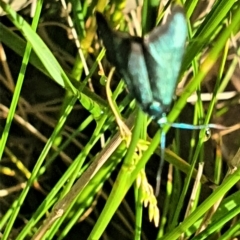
[96, 6, 187, 195]
[96, 6, 187, 120]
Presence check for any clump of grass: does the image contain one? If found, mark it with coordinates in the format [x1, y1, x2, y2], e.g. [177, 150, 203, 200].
[0, 0, 239, 239]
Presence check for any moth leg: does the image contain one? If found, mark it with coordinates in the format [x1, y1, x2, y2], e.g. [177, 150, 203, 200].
[106, 68, 132, 146]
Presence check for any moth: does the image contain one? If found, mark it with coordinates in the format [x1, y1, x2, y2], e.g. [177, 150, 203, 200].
[96, 6, 187, 195]
[96, 6, 187, 121]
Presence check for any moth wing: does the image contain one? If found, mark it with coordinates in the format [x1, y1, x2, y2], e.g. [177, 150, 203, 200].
[143, 6, 187, 114]
[96, 12, 153, 111]
[125, 41, 153, 111]
[96, 12, 125, 67]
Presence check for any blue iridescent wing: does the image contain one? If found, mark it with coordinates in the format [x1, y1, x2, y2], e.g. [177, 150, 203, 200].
[143, 6, 187, 118]
[96, 12, 154, 111]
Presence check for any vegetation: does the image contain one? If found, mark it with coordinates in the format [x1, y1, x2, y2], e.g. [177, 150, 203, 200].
[0, 0, 239, 239]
